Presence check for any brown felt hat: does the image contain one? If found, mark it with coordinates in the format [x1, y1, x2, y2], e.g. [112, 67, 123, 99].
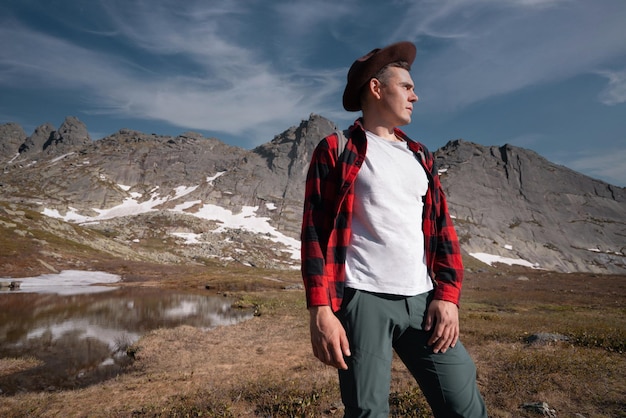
[342, 41, 416, 111]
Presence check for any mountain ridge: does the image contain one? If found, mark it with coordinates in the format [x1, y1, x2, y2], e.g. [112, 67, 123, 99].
[1, 115, 624, 275]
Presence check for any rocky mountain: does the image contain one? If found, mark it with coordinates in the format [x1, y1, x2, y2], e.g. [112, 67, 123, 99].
[436, 140, 625, 273]
[1, 115, 624, 275]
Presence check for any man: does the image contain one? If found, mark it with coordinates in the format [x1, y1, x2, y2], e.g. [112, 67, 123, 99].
[301, 41, 488, 417]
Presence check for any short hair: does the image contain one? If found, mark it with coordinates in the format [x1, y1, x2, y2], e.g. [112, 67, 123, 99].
[372, 61, 411, 85]
[359, 61, 411, 108]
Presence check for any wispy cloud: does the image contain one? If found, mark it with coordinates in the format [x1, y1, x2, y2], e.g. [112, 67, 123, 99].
[596, 69, 626, 105]
[0, 0, 624, 149]
[0, 1, 345, 143]
[394, 0, 626, 111]
[273, 0, 353, 36]
[559, 148, 626, 187]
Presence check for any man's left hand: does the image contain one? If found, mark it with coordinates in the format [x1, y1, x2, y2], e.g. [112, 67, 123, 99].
[424, 299, 459, 353]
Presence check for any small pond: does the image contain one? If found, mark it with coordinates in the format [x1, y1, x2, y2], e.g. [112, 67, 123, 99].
[0, 271, 253, 394]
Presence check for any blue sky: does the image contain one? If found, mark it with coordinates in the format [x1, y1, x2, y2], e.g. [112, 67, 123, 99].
[1, 0, 625, 186]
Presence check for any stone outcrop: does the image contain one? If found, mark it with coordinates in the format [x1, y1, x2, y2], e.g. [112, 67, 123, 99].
[43, 116, 91, 154]
[0, 123, 27, 159]
[18, 122, 55, 155]
[436, 139, 625, 273]
[5, 116, 91, 159]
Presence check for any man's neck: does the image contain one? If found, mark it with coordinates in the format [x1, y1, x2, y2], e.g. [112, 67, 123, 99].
[362, 119, 400, 142]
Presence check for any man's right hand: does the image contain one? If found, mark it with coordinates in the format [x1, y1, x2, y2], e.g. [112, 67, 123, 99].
[309, 305, 351, 370]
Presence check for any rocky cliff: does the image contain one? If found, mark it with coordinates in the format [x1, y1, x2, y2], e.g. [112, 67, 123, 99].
[1, 115, 624, 275]
[436, 140, 625, 273]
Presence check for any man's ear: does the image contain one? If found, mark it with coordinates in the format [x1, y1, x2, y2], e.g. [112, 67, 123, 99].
[368, 78, 383, 100]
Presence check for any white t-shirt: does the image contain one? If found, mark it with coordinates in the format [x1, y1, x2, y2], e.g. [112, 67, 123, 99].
[345, 130, 433, 296]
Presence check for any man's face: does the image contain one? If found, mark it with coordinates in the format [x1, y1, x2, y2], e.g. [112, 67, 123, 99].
[375, 66, 418, 127]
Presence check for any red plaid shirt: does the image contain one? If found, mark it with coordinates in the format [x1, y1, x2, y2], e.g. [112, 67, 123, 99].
[301, 118, 464, 312]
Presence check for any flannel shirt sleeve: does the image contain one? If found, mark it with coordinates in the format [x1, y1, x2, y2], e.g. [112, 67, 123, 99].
[430, 159, 465, 305]
[301, 136, 337, 308]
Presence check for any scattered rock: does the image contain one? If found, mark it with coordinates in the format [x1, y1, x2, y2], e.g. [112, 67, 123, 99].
[0, 281, 21, 290]
[38, 258, 59, 273]
[282, 284, 303, 290]
[521, 401, 557, 417]
[525, 333, 569, 345]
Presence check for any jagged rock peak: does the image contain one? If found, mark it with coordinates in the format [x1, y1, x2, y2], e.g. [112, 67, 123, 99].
[93, 128, 237, 158]
[44, 116, 91, 153]
[0, 122, 27, 158]
[19, 122, 56, 155]
[439, 139, 543, 163]
[6, 116, 91, 157]
[252, 114, 336, 167]
[259, 114, 337, 149]
[296, 113, 338, 141]
[177, 131, 212, 141]
[58, 116, 90, 143]
[437, 139, 624, 194]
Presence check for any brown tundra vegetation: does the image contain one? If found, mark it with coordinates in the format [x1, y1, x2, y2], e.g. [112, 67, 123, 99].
[0, 255, 625, 417]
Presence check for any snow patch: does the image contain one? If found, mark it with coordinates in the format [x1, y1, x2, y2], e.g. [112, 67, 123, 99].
[50, 152, 75, 164]
[190, 203, 300, 260]
[173, 185, 198, 198]
[172, 232, 202, 244]
[3, 270, 121, 295]
[587, 247, 623, 256]
[44, 186, 197, 223]
[41, 180, 301, 261]
[207, 171, 225, 184]
[172, 200, 202, 211]
[469, 252, 540, 269]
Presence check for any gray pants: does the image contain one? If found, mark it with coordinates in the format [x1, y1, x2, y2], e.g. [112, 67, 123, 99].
[337, 288, 487, 418]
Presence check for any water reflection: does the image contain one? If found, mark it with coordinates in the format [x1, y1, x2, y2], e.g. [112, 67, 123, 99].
[0, 287, 253, 394]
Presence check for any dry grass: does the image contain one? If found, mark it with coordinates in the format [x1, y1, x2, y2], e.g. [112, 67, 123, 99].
[458, 269, 626, 417]
[1, 253, 625, 417]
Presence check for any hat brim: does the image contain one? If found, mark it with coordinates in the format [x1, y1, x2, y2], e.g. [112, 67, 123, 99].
[342, 41, 416, 112]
